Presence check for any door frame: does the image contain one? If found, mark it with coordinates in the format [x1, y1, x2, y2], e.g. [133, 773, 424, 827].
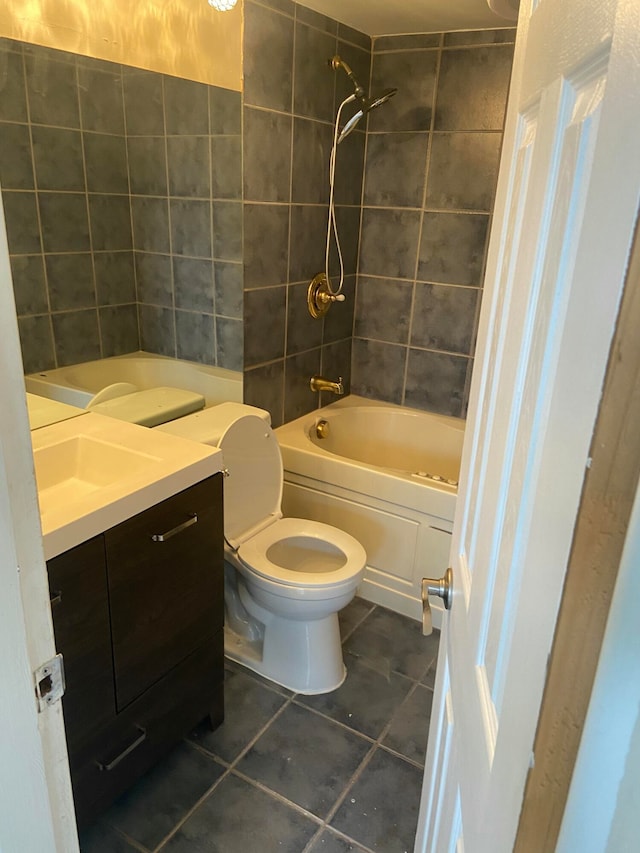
[515, 212, 640, 850]
[0, 198, 78, 848]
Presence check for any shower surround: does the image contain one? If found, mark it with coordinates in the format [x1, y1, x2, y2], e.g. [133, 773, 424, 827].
[242, 6, 514, 424]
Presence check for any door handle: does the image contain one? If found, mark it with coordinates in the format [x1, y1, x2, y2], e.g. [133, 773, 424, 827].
[421, 567, 453, 636]
[151, 513, 198, 542]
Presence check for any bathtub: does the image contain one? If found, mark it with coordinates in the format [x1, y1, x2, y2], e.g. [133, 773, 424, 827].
[24, 351, 242, 409]
[275, 395, 464, 624]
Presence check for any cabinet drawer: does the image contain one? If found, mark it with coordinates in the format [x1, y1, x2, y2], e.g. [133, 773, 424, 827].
[47, 537, 116, 753]
[71, 633, 223, 828]
[105, 474, 223, 710]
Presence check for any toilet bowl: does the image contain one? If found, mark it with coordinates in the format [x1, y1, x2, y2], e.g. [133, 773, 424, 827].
[155, 402, 366, 694]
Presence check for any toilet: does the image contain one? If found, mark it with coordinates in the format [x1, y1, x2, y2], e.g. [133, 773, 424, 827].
[156, 402, 366, 694]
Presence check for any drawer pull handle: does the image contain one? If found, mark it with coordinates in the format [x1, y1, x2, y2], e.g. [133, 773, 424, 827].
[151, 513, 198, 542]
[97, 726, 147, 772]
[49, 590, 62, 607]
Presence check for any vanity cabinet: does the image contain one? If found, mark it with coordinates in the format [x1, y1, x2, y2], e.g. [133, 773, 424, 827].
[46, 473, 224, 827]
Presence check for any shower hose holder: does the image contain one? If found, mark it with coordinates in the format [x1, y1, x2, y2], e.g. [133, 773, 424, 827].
[307, 273, 345, 319]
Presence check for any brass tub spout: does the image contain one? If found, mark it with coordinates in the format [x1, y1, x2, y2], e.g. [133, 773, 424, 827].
[310, 375, 344, 395]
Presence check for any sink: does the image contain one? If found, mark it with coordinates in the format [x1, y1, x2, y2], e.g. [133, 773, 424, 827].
[34, 435, 161, 515]
[31, 412, 223, 560]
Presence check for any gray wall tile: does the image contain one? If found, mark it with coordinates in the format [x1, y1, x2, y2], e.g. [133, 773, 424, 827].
[244, 3, 294, 112]
[359, 208, 421, 279]
[289, 204, 326, 284]
[139, 303, 176, 357]
[418, 211, 489, 285]
[0, 49, 28, 122]
[243, 107, 292, 202]
[212, 200, 243, 261]
[163, 76, 209, 135]
[2, 191, 41, 253]
[426, 132, 502, 211]
[18, 314, 55, 373]
[354, 277, 413, 344]
[39, 192, 90, 252]
[123, 69, 165, 135]
[286, 281, 323, 355]
[170, 199, 212, 257]
[175, 310, 215, 364]
[78, 67, 125, 133]
[131, 196, 170, 253]
[25, 53, 79, 128]
[52, 309, 101, 366]
[99, 304, 139, 356]
[364, 131, 428, 207]
[444, 29, 516, 47]
[291, 117, 333, 205]
[127, 137, 168, 195]
[84, 133, 129, 194]
[404, 348, 468, 416]
[0, 123, 34, 189]
[435, 45, 514, 131]
[216, 316, 244, 371]
[367, 51, 438, 133]
[135, 252, 173, 306]
[173, 256, 214, 312]
[209, 87, 242, 134]
[168, 136, 211, 198]
[10, 254, 48, 315]
[32, 126, 85, 191]
[284, 347, 322, 422]
[411, 283, 479, 354]
[211, 136, 242, 199]
[46, 253, 95, 311]
[94, 251, 136, 305]
[374, 34, 441, 51]
[244, 203, 289, 287]
[244, 360, 285, 428]
[293, 22, 337, 123]
[244, 285, 286, 366]
[351, 338, 406, 404]
[214, 261, 243, 318]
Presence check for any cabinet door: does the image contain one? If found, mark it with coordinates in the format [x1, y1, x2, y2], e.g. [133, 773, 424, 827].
[105, 474, 223, 710]
[47, 536, 115, 755]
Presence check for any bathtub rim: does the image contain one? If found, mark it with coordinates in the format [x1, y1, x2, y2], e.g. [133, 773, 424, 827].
[276, 395, 463, 522]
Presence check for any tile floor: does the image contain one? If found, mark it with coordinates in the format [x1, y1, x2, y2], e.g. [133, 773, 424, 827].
[80, 598, 440, 853]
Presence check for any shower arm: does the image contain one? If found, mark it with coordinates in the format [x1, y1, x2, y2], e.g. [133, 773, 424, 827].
[329, 56, 365, 100]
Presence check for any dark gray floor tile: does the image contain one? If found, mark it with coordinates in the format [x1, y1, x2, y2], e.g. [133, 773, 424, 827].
[308, 830, 369, 852]
[79, 820, 140, 853]
[382, 684, 433, 764]
[344, 606, 438, 681]
[188, 666, 288, 763]
[161, 772, 318, 852]
[104, 741, 225, 850]
[338, 597, 375, 641]
[296, 651, 413, 740]
[330, 748, 422, 852]
[237, 702, 370, 818]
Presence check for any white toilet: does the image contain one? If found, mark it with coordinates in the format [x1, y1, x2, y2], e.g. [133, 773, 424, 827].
[156, 402, 366, 694]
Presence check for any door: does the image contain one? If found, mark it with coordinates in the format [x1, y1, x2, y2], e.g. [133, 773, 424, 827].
[415, 0, 640, 850]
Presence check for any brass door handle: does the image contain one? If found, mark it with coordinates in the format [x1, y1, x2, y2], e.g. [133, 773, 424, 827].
[421, 567, 453, 636]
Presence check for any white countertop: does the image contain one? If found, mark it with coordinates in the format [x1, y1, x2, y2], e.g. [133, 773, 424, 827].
[32, 412, 222, 560]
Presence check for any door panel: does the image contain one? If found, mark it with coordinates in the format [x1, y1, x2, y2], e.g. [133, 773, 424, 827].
[416, 1, 640, 850]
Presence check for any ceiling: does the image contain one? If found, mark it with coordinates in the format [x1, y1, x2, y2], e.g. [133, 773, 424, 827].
[297, 0, 518, 37]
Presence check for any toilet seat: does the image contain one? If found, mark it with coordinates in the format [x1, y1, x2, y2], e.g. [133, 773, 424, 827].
[237, 517, 366, 589]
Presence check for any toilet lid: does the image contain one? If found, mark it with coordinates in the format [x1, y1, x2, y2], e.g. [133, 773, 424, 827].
[238, 517, 367, 588]
[220, 415, 283, 546]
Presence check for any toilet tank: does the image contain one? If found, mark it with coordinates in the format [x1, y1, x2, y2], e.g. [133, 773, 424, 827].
[154, 402, 271, 446]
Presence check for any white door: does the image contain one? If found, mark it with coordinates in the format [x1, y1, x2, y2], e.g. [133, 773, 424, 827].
[415, 0, 640, 850]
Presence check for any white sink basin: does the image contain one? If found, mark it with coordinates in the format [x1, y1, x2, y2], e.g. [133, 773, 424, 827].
[31, 412, 223, 559]
[34, 436, 161, 516]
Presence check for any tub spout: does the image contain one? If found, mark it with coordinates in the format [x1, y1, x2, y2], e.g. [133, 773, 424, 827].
[310, 375, 344, 395]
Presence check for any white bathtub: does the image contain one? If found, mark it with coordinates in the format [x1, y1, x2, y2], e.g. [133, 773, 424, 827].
[276, 396, 464, 623]
[24, 351, 243, 409]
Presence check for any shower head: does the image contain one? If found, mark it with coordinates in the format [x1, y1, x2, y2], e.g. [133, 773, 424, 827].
[330, 55, 397, 143]
[336, 87, 398, 143]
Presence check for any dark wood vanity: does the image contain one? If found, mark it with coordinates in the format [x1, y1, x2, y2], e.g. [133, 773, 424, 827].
[46, 473, 224, 827]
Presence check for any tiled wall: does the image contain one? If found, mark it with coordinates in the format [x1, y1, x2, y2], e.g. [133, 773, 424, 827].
[241, 0, 371, 427]
[351, 30, 515, 418]
[0, 38, 243, 374]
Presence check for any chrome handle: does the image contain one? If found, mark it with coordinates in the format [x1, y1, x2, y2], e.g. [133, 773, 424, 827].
[151, 513, 198, 542]
[96, 726, 146, 771]
[49, 590, 62, 607]
[421, 567, 453, 636]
